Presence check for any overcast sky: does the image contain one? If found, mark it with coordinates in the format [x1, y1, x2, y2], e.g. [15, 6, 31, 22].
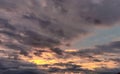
[0, 0, 120, 74]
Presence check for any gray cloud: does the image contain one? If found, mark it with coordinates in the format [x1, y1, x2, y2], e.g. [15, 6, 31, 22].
[50, 48, 64, 55]
[2, 69, 46, 74]
[0, 58, 47, 74]
[47, 63, 120, 74]
[74, 41, 120, 56]
[69, 41, 120, 66]
[0, 0, 120, 58]
[0, 0, 120, 74]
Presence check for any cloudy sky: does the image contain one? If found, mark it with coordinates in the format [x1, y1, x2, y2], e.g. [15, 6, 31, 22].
[0, 0, 120, 74]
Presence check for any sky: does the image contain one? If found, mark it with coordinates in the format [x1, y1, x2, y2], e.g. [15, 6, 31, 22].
[0, 0, 120, 74]
[73, 25, 120, 49]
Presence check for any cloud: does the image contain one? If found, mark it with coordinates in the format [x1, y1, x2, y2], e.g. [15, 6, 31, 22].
[0, 58, 47, 74]
[95, 68, 120, 74]
[0, 0, 120, 56]
[47, 63, 120, 74]
[75, 41, 120, 56]
[47, 63, 93, 74]
[2, 69, 46, 74]
[50, 48, 64, 55]
[65, 41, 120, 71]
[0, 0, 120, 74]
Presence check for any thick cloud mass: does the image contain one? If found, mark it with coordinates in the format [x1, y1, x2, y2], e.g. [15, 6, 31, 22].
[0, 0, 120, 61]
[0, 0, 120, 55]
[0, 58, 47, 74]
[1, 0, 120, 74]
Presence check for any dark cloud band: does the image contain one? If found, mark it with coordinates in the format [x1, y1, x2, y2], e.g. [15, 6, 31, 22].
[0, 0, 120, 57]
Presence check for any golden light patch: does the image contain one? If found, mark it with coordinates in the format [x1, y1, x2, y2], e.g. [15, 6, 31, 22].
[20, 48, 119, 71]
[80, 61, 118, 70]
[65, 49, 78, 52]
[20, 48, 59, 65]
[29, 59, 56, 65]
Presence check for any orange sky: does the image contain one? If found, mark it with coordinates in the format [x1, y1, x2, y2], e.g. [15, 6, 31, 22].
[19, 48, 120, 71]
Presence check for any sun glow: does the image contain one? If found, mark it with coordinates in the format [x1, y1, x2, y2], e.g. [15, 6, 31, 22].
[80, 61, 118, 70]
[29, 59, 56, 65]
[20, 48, 59, 65]
[65, 49, 78, 52]
[20, 48, 119, 71]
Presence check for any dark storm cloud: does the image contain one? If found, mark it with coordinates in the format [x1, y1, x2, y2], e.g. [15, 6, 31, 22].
[0, 58, 35, 69]
[48, 63, 94, 74]
[80, 0, 120, 25]
[0, 58, 47, 74]
[0, 0, 120, 57]
[95, 68, 120, 74]
[48, 63, 120, 74]
[2, 69, 46, 74]
[50, 48, 64, 55]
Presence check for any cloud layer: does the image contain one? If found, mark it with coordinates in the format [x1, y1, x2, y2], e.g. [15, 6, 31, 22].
[0, 0, 120, 54]
[0, 58, 47, 74]
[0, 0, 120, 74]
